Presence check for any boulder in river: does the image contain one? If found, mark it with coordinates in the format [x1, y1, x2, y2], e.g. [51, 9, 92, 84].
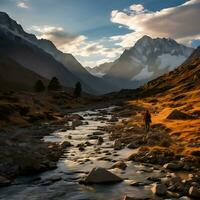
[92, 131, 105, 136]
[151, 183, 167, 196]
[61, 141, 73, 149]
[113, 139, 123, 150]
[97, 137, 104, 145]
[82, 167, 122, 184]
[72, 119, 82, 127]
[111, 161, 127, 170]
[163, 162, 183, 170]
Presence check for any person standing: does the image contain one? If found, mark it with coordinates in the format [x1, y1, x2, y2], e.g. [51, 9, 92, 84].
[144, 110, 152, 132]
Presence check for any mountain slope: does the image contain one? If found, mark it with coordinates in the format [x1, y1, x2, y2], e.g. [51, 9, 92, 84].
[105, 35, 193, 89]
[86, 62, 113, 77]
[139, 46, 200, 97]
[0, 12, 116, 94]
[0, 53, 48, 91]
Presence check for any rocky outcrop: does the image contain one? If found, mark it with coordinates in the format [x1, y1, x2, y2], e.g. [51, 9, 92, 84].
[167, 109, 195, 120]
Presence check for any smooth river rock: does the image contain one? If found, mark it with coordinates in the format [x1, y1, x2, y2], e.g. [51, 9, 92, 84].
[83, 167, 123, 184]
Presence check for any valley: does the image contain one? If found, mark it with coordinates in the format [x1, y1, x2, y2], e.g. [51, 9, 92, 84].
[0, 4, 200, 200]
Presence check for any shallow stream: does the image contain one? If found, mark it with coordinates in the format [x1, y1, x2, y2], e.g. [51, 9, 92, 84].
[0, 107, 168, 200]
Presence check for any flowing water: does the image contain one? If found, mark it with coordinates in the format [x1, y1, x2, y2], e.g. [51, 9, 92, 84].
[0, 107, 165, 200]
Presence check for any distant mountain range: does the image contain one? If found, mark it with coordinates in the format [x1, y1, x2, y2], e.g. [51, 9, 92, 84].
[86, 62, 113, 77]
[89, 35, 194, 90]
[0, 12, 116, 94]
[0, 12, 196, 94]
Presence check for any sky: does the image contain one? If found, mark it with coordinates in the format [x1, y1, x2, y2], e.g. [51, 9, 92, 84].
[0, 0, 200, 67]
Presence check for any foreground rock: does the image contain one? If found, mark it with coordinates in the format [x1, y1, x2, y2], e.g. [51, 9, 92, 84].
[81, 167, 123, 184]
[151, 183, 167, 196]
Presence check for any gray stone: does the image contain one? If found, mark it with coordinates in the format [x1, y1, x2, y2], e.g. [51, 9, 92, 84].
[83, 167, 122, 184]
[163, 162, 183, 170]
[151, 183, 167, 196]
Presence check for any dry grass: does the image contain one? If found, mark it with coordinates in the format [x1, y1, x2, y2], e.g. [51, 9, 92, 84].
[127, 88, 200, 157]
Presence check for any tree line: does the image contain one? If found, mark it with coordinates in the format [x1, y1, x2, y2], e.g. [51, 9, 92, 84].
[34, 77, 82, 98]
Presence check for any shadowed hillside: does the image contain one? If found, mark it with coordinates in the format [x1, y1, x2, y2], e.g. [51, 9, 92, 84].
[0, 53, 48, 91]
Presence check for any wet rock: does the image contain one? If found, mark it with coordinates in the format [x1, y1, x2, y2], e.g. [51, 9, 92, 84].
[163, 162, 183, 170]
[189, 186, 200, 198]
[72, 119, 82, 127]
[127, 142, 140, 149]
[87, 135, 99, 140]
[68, 135, 72, 139]
[123, 196, 151, 200]
[0, 175, 11, 187]
[111, 161, 127, 170]
[130, 181, 150, 186]
[113, 139, 123, 150]
[61, 141, 73, 149]
[82, 167, 122, 184]
[109, 116, 118, 122]
[147, 176, 161, 182]
[97, 137, 104, 145]
[79, 146, 85, 151]
[85, 141, 92, 146]
[46, 175, 62, 182]
[93, 131, 105, 136]
[151, 183, 167, 196]
[66, 114, 84, 121]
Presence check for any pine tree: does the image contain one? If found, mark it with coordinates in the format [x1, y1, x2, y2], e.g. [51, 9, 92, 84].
[74, 81, 82, 98]
[48, 77, 61, 91]
[34, 80, 45, 92]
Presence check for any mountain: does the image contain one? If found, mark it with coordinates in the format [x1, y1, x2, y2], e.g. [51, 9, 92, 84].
[139, 45, 200, 97]
[0, 12, 116, 94]
[86, 62, 113, 77]
[0, 53, 48, 91]
[104, 35, 193, 89]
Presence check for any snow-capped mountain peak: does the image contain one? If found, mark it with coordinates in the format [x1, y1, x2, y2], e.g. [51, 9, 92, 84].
[104, 35, 194, 89]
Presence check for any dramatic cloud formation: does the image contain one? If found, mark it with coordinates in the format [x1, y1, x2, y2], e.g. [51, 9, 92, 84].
[110, 0, 200, 47]
[31, 25, 123, 67]
[17, 0, 29, 8]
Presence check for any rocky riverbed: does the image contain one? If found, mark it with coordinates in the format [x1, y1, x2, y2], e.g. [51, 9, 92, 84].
[0, 106, 199, 200]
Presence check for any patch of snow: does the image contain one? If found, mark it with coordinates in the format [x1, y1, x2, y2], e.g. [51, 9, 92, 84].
[157, 54, 187, 71]
[132, 65, 154, 81]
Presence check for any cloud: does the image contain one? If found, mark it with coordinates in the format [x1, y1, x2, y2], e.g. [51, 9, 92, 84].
[110, 0, 200, 47]
[31, 25, 123, 67]
[17, 0, 29, 8]
[129, 4, 144, 13]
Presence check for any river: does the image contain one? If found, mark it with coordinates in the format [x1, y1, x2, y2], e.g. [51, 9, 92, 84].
[0, 107, 167, 200]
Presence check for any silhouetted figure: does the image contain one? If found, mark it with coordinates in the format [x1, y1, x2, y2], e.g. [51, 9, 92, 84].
[144, 110, 151, 132]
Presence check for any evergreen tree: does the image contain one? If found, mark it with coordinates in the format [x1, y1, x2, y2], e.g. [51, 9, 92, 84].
[74, 81, 82, 98]
[48, 77, 61, 91]
[34, 80, 45, 92]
